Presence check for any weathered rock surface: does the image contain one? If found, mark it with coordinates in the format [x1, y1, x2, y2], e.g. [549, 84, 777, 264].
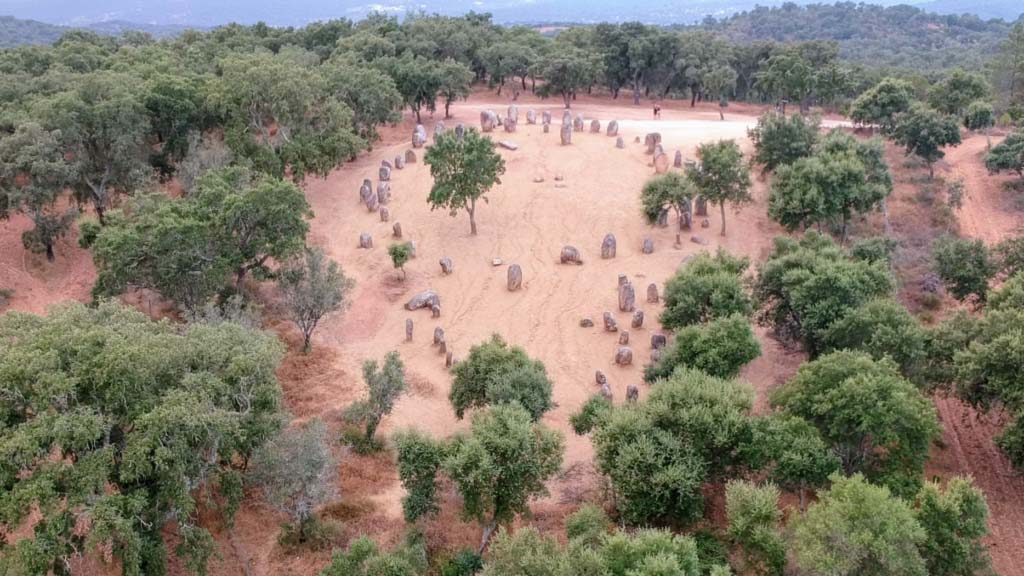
[615, 136, 625, 149]
[405, 290, 440, 311]
[590, 119, 601, 133]
[412, 124, 427, 148]
[607, 120, 619, 136]
[641, 237, 654, 254]
[644, 132, 662, 154]
[618, 331, 630, 345]
[431, 304, 441, 318]
[377, 183, 390, 205]
[573, 114, 585, 132]
[507, 264, 523, 291]
[600, 382, 613, 400]
[379, 165, 391, 181]
[615, 347, 633, 366]
[526, 109, 537, 124]
[601, 234, 617, 259]
[405, 318, 413, 341]
[691, 235, 709, 246]
[379, 206, 389, 222]
[654, 152, 669, 174]
[618, 281, 636, 312]
[596, 370, 607, 385]
[395, 155, 405, 169]
[504, 117, 517, 132]
[405, 149, 417, 164]
[359, 233, 373, 249]
[651, 333, 667, 349]
[647, 283, 659, 303]
[560, 245, 582, 264]
[439, 257, 453, 275]
[480, 110, 498, 132]
[542, 111, 551, 125]
[632, 310, 644, 329]
[433, 327, 445, 345]
[393, 222, 403, 238]
[603, 312, 618, 332]
[674, 150, 683, 168]
[560, 123, 572, 145]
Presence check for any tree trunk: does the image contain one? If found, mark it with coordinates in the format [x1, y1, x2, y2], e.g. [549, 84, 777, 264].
[633, 78, 641, 105]
[468, 200, 478, 235]
[302, 332, 312, 354]
[445, 100, 452, 119]
[928, 162, 935, 180]
[45, 242, 55, 262]
[414, 106, 421, 123]
[497, 83, 502, 96]
[95, 204, 106, 226]
[478, 519, 498, 555]
[719, 107, 725, 121]
[719, 202, 727, 236]
[365, 416, 380, 442]
[690, 90, 697, 107]
[563, 92, 571, 109]
[521, 76, 527, 91]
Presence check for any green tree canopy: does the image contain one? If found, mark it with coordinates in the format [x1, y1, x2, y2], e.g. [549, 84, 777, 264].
[0, 301, 284, 576]
[914, 476, 992, 576]
[771, 351, 940, 496]
[821, 298, 926, 377]
[929, 69, 990, 116]
[641, 172, 697, 232]
[644, 314, 761, 381]
[344, 351, 407, 446]
[449, 334, 553, 421]
[424, 128, 506, 235]
[850, 77, 914, 133]
[933, 235, 995, 302]
[277, 246, 353, 353]
[985, 131, 1024, 179]
[686, 140, 752, 236]
[748, 111, 820, 173]
[660, 249, 753, 329]
[579, 367, 755, 524]
[536, 47, 599, 108]
[792, 474, 927, 576]
[892, 103, 963, 179]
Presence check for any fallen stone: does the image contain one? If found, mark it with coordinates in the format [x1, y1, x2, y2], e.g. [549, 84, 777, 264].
[498, 140, 518, 150]
[406, 290, 440, 311]
[492, 258, 503, 266]
[691, 235, 709, 246]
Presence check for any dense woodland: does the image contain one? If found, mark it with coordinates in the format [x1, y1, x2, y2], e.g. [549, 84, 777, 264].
[1, 6, 1024, 576]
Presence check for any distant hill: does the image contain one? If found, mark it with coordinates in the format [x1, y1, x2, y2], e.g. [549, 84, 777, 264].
[0, 15, 198, 48]
[695, 3, 1017, 70]
[917, 0, 1022, 21]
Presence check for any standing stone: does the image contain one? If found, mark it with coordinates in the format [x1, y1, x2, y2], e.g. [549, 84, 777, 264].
[562, 110, 572, 126]
[618, 281, 636, 312]
[654, 152, 669, 174]
[507, 264, 523, 291]
[641, 237, 654, 254]
[596, 370, 607, 385]
[381, 159, 392, 170]
[405, 290, 440, 311]
[603, 312, 619, 332]
[615, 347, 634, 366]
[651, 333, 667, 349]
[695, 196, 708, 217]
[440, 257, 453, 275]
[526, 109, 537, 124]
[393, 222, 403, 238]
[377, 182, 390, 205]
[632, 310, 644, 329]
[615, 136, 625, 149]
[359, 233, 372, 249]
[507, 105, 518, 124]
[601, 234, 617, 259]
[590, 119, 601, 133]
[433, 327, 445, 345]
[431, 304, 441, 318]
[657, 209, 669, 227]
[655, 151, 671, 171]
[405, 149, 417, 164]
[600, 382, 613, 400]
[651, 349, 662, 363]
[701, 218, 710, 229]
[379, 165, 391, 181]
[379, 206, 390, 222]
[365, 193, 379, 212]
[618, 274, 628, 288]
[634, 136, 641, 143]
[653, 143, 665, 157]
[674, 150, 683, 168]
[560, 245, 582, 264]
[434, 121, 446, 141]
[504, 116, 517, 132]
[543, 124, 550, 134]
[647, 283, 659, 303]
[446, 350, 453, 367]
[607, 120, 619, 136]
[542, 110, 552, 125]
[573, 114, 585, 132]
[618, 331, 630, 345]
[480, 110, 498, 132]
[439, 340, 447, 356]
[395, 155, 405, 169]
[408, 241, 417, 258]
[360, 183, 373, 204]
[412, 124, 427, 148]
[644, 132, 662, 154]
[560, 123, 572, 145]
[626, 385, 639, 402]
[454, 124, 465, 139]
[405, 319, 414, 341]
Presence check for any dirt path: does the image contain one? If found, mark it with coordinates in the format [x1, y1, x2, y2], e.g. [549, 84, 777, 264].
[946, 132, 1022, 244]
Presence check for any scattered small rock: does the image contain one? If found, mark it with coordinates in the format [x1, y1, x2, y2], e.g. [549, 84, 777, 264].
[492, 258, 503, 266]
[580, 317, 595, 328]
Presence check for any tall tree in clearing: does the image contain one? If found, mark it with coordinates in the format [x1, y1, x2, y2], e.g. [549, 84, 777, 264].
[687, 140, 752, 237]
[425, 129, 506, 235]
